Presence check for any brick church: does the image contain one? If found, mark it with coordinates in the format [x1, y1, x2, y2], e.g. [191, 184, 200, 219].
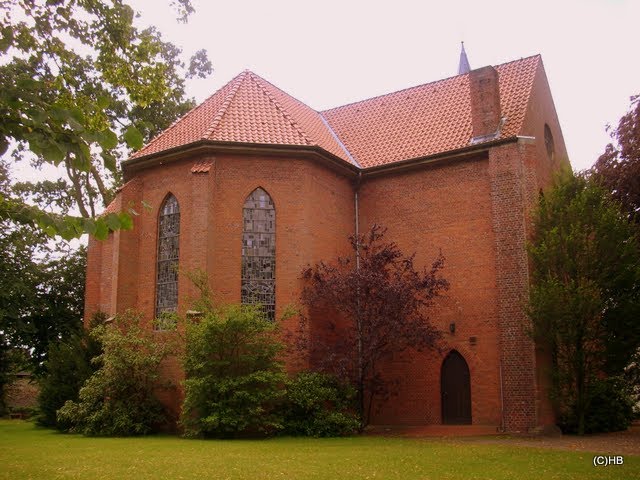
[85, 49, 568, 432]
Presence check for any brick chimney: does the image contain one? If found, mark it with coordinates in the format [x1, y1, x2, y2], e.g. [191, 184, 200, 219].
[469, 66, 501, 143]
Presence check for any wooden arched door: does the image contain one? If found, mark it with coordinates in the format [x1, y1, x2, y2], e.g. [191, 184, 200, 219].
[441, 350, 471, 424]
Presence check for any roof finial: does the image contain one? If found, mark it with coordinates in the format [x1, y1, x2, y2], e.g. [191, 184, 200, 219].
[458, 41, 471, 75]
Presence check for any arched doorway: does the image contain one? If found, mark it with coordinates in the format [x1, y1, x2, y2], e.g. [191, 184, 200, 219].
[441, 350, 471, 424]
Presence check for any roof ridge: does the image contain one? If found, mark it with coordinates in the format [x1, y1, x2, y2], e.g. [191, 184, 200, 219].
[132, 73, 245, 158]
[509, 55, 541, 134]
[319, 113, 359, 167]
[247, 72, 313, 146]
[522, 55, 541, 100]
[321, 75, 466, 114]
[321, 54, 542, 114]
[202, 71, 248, 139]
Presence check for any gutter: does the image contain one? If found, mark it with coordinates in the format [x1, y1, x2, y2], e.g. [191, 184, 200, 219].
[121, 140, 360, 181]
[121, 135, 523, 182]
[361, 136, 519, 178]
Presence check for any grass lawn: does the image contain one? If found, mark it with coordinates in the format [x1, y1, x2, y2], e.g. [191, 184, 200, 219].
[1, 420, 638, 479]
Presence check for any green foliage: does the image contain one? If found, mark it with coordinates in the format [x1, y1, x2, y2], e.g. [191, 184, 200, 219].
[0, 234, 86, 374]
[528, 169, 640, 434]
[57, 311, 175, 436]
[300, 224, 447, 426]
[36, 312, 105, 430]
[559, 377, 634, 434]
[0, 333, 9, 416]
[283, 372, 359, 437]
[181, 305, 286, 438]
[1, 157, 88, 398]
[592, 94, 640, 223]
[0, 0, 212, 238]
[625, 349, 640, 419]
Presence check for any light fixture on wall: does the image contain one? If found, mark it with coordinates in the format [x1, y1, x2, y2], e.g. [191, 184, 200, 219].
[449, 322, 456, 334]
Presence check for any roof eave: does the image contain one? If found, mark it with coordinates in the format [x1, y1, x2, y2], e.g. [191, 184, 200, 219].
[121, 140, 360, 181]
[361, 136, 520, 177]
[121, 136, 523, 182]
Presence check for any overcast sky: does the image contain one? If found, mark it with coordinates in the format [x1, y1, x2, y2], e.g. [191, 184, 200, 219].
[130, 0, 639, 172]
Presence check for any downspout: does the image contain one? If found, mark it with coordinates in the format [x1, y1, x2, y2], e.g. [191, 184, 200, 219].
[355, 172, 363, 424]
[499, 360, 505, 432]
[355, 172, 361, 268]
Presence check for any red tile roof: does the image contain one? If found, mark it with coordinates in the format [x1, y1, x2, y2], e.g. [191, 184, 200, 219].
[322, 55, 540, 167]
[131, 55, 541, 169]
[191, 161, 212, 173]
[132, 71, 354, 164]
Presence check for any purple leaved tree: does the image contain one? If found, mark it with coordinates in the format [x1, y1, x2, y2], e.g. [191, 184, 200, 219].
[297, 224, 449, 427]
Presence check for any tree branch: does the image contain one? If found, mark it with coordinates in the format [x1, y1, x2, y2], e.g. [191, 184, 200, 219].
[64, 156, 89, 218]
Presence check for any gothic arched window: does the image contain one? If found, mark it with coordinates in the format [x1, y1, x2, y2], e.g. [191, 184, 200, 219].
[156, 194, 180, 317]
[242, 188, 275, 321]
[544, 124, 555, 162]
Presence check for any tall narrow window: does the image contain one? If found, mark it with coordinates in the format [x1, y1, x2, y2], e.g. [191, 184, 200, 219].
[544, 124, 555, 162]
[242, 188, 275, 321]
[156, 194, 180, 318]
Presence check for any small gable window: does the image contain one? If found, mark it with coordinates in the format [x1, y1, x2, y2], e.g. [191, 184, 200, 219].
[544, 124, 555, 162]
[156, 194, 180, 319]
[241, 188, 276, 321]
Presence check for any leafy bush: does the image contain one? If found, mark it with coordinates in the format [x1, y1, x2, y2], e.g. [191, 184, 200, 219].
[0, 333, 11, 416]
[8, 406, 38, 419]
[624, 349, 640, 420]
[37, 312, 104, 429]
[57, 311, 175, 436]
[181, 305, 286, 438]
[559, 376, 635, 434]
[283, 372, 359, 437]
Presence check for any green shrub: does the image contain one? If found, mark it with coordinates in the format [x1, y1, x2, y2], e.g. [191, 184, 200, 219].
[57, 311, 175, 436]
[0, 333, 11, 416]
[8, 406, 38, 418]
[181, 305, 286, 438]
[559, 376, 634, 434]
[36, 312, 104, 429]
[283, 372, 359, 437]
[625, 350, 640, 420]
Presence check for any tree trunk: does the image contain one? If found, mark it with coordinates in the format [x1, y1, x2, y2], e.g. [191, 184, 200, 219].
[576, 346, 586, 435]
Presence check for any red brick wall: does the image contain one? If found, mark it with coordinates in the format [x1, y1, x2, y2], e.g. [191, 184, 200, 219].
[87, 152, 355, 415]
[84, 146, 559, 430]
[84, 195, 119, 321]
[520, 59, 570, 186]
[84, 235, 104, 319]
[488, 141, 538, 432]
[358, 155, 502, 426]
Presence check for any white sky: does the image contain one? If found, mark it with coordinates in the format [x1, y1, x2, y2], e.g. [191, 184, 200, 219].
[130, 0, 639, 172]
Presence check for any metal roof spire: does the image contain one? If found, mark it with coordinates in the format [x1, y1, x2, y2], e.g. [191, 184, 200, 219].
[458, 41, 471, 75]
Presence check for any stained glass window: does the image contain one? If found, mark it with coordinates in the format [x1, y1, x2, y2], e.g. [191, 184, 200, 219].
[242, 188, 275, 321]
[156, 194, 180, 320]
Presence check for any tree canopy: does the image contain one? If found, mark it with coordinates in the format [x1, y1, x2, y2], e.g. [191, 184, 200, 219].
[299, 225, 448, 426]
[0, 159, 87, 374]
[0, 0, 212, 239]
[528, 169, 640, 434]
[592, 94, 640, 222]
